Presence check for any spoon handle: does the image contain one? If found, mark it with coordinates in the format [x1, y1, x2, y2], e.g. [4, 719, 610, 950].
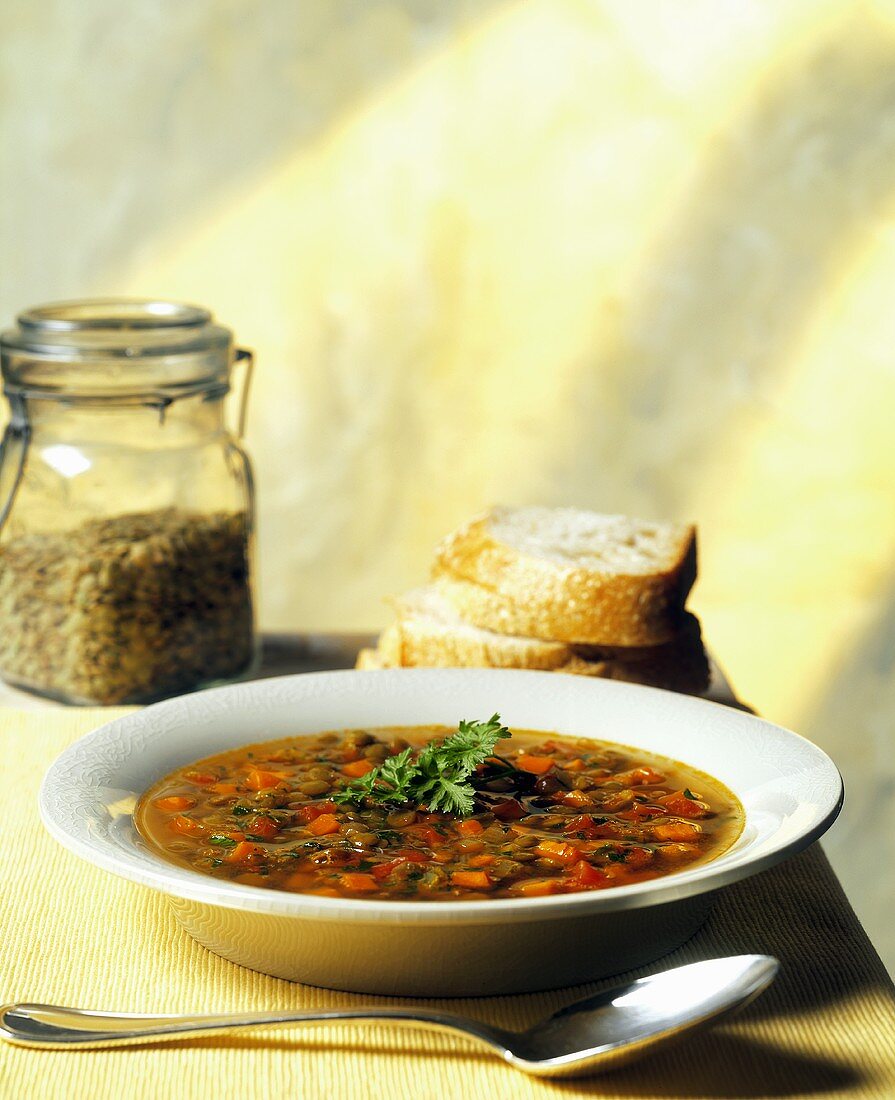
[0, 1002, 507, 1054]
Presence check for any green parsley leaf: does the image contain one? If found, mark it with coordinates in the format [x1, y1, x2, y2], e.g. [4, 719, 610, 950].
[208, 835, 238, 847]
[333, 714, 511, 817]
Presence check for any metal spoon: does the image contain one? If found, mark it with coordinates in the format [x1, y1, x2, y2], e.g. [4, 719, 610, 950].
[0, 955, 777, 1078]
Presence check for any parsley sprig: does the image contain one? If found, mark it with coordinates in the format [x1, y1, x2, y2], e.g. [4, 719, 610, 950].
[332, 714, 511, 817]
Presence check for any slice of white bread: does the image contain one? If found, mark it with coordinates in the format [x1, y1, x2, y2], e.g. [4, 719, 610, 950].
[433, 507, 697, 647]
[356, 585, 709, 695]
[356, 646, 388, 669]
[383, 586, 591, 671]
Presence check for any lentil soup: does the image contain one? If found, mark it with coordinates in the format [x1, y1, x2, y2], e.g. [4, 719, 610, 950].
[136, 726, 743, 901]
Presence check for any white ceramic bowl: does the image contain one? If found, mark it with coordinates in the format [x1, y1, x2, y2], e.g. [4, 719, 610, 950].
[40, 669, 842, 996]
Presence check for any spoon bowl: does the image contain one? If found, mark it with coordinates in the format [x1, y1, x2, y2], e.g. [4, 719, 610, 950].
[0, 955, 778, 1077]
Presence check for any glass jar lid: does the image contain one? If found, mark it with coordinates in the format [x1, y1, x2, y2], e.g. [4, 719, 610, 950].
[1, 299, 235, 398]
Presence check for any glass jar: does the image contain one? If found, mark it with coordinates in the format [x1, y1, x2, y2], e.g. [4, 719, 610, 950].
[0, 299, 256, 705]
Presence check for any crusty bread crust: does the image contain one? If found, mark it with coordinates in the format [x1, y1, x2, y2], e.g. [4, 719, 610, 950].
[356, 613, 709, 694]
[433, 511, 697, 646]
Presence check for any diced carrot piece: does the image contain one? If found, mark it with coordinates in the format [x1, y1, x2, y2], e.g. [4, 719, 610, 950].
[307, 887, 341, 897]
[169, 814, 207, 837]
[342, 759, 376, 778]
[224, 841, 265, 864]
[456, 819, 484, 836]
[244, 769, 286, 791]
[615, 766, 666, 787]
[154, 795, 195, 812]
[510, 878, 558, 897]
[451, 871, 492, 889]
[516, 754, 555, 775]
[432, 851, 453, 864]
[308, 813, 341, 836]
[653, 821, 702, 841]
[468, 854, 495, 868]
[657, 842, 702, 862]
[535, 839, 580, 866]
[566, 860, 606, 886]
[283, 871, 316, 891]
[623, 846, 655, 869]
[340, 873, 379, 892]
[558, 789, 593, 808]
[563, 758, 586, 772]
[183, 771, 216, 786]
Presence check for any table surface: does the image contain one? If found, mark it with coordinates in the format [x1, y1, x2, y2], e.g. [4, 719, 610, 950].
[1, 636, 893, 1100]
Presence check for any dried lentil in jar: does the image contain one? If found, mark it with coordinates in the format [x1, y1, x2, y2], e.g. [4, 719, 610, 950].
[0, 300, 257, 704]
[0, 509, 253, 704]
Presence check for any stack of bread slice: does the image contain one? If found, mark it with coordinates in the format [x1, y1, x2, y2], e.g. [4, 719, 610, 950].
[358, 506, 710, 695]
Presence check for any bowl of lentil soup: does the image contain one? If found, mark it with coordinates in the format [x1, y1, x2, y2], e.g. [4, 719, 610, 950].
[40, 669, 842, 995]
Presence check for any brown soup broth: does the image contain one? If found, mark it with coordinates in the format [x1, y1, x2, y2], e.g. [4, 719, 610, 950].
[136, 726, 744, 901]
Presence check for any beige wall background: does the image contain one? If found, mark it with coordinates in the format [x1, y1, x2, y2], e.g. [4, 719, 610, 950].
[3, 0, 895, 972]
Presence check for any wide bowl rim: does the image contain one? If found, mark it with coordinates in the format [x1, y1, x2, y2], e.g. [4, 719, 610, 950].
[39, 668, 844, 926]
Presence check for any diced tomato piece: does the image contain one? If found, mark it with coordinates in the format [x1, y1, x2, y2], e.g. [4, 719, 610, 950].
[308, 813, 341, 836]
[456, 819, 484, 836]
[652, 821, 702, 841]
[393, 849, 430, 863]
[617, 804, 665, 821]
[451, 870, 492, 889]
[492, 798, 526, 821]
[535, 839, 580, 866]
[371, 851, 431, 880]
[244, 769, 286, 791]
[183, 771, 216, 786]
[245, 816, 280, 840]
[563, 814, 598, 836]
[590, 822, 628, 839]
[658, 791, 709, 818]
[169, 814, 207, 837]
[223, 841, 265, 864]
[341, 759, 376, 778]
[296, 801, 337, 823]
[566, 860, 607, 886]
[408, 825, 443, 847]
[340, 873, 379, 892]
[153, 795, 195, 812]
[516, 753, 555, 775]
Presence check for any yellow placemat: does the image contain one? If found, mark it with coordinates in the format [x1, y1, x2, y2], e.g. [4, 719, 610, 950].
[2, 707, 894, 1100]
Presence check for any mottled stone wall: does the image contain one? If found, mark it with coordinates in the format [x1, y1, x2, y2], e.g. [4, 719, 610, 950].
[2, 0, 894, 972]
